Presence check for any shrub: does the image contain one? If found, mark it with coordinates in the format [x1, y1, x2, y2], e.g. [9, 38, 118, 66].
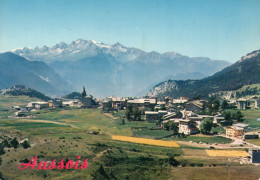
[10, 137, 19, 149]
[21, 140, 30, 149]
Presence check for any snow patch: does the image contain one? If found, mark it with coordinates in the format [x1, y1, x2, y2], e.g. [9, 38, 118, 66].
[39, 75, 50, 82]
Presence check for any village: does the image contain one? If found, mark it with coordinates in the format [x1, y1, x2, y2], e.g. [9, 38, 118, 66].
[7, 85, 260, 164]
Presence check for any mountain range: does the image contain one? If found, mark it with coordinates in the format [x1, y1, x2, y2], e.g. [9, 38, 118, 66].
[147, 49, 260, 98]
[10, 39, 230, 97]
[0, 52, 72, 97]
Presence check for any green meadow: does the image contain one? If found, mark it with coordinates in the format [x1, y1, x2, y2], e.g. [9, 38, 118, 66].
[0, 96, 260, 179]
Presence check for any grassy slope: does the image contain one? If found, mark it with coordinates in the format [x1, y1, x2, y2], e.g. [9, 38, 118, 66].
[0, 96, 259, 179]
[241, 109, 260, 129]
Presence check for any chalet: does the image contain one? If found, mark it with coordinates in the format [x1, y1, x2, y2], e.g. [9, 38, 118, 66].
[226, 126, 244, 138]
[62, 100, 81, 107]
[48, 100, 62, 108]
[128, 98, 157, 108]
[185, 101, 204, 113]
[102, 100, 109, 109]
[179, 119, 199, 135]
[249, 96, 260, 108]
[145, 110, 168, 123]
[213, 115, 225, 124]
[233, 123, 250, 132]
[35, 102, 49, 109]
[162, 112, 177, 121]
[164, 96, 172, 106]
[145, 111, 159, 123]
[237, 98, 250, 109]
[112, 98, 127, 110]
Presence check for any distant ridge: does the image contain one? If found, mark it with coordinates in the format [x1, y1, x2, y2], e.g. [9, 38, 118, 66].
[147, 49, 260, 98]
[0, 52, 73, 97]
[11, 39, 230, 97]
[1, 85, 51, 101]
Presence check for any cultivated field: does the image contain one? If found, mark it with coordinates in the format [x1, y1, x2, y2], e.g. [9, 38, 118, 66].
[205, 150, 248, 157]
[112, 135, 180, 147]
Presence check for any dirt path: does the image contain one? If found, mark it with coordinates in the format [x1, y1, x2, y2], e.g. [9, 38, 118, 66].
[104, 113, 119, 119]
[92, 149, 108, 161]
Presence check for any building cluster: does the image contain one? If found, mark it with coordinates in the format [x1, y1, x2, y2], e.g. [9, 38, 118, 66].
[11, 95, 98, 117]
[236, 96, 260, 109]
[102, 96, 222, 135]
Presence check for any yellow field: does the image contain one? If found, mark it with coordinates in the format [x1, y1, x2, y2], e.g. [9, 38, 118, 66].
[112, 135, 180, 147]
[205, 150, 248, 157]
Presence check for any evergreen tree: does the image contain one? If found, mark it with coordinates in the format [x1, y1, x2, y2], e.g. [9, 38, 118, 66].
[82, 86, 87, 99]
[221, 100, 229, 110]
[10, 137, 19, 149]
[21, 140, 31, 149]
[0, 145, 5, 155]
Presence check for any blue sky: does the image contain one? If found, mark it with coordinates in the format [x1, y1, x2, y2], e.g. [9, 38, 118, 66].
[1, 0, 260, 62]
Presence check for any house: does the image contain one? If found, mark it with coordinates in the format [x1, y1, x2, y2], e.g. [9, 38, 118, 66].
[237, 98, 250, 109]
[162, 112, 177, 121]
[62, 100, 81, 107]
[12, 106, 21, 111]
[102, 100, 110, 109]
[112, 98, 127, 110]
[49, 100, 62, 108]
[179, 119, 199, 135]
[213, 115, 225, 124]
[164, 96, 172, 106]
[82, 95, 93, 108]
[35, 102, 49, 109]
[145, 110, 168, 123]
[249, 96, 260, 108]
[225, 126, 244, 138]
[185, 101, 205, 113]
[145, 111, 159, 123]
[233, 123, 250, 132]
[128, 98, 157, 108]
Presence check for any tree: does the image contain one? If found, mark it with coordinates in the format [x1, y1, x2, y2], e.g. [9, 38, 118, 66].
[0, 172, 4, 180]
[133, 108, 141, 121]
[21, 140, 31, 149]
[125, 109, 131, 120]
[0, 145, 4, 155]
[1, 139, 11, 148]
[221, 100, 229, 110]
[207, 97, 220, 115]
[107, 101, 112, 111]
[200, 118, 213, 135]
[233, 111, 244, 122]
[10, 137, 19, 149]
[81, 86, 86, 99]
[223, 111, 233, 125]
[164, 121, 179, 134]
[121, 118, 125, 125]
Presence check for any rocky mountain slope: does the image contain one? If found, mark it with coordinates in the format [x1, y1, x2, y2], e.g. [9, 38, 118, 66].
[0, 52, 72, 97]
[147, 49, 260, 98]
[12, 39, 230, 97]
